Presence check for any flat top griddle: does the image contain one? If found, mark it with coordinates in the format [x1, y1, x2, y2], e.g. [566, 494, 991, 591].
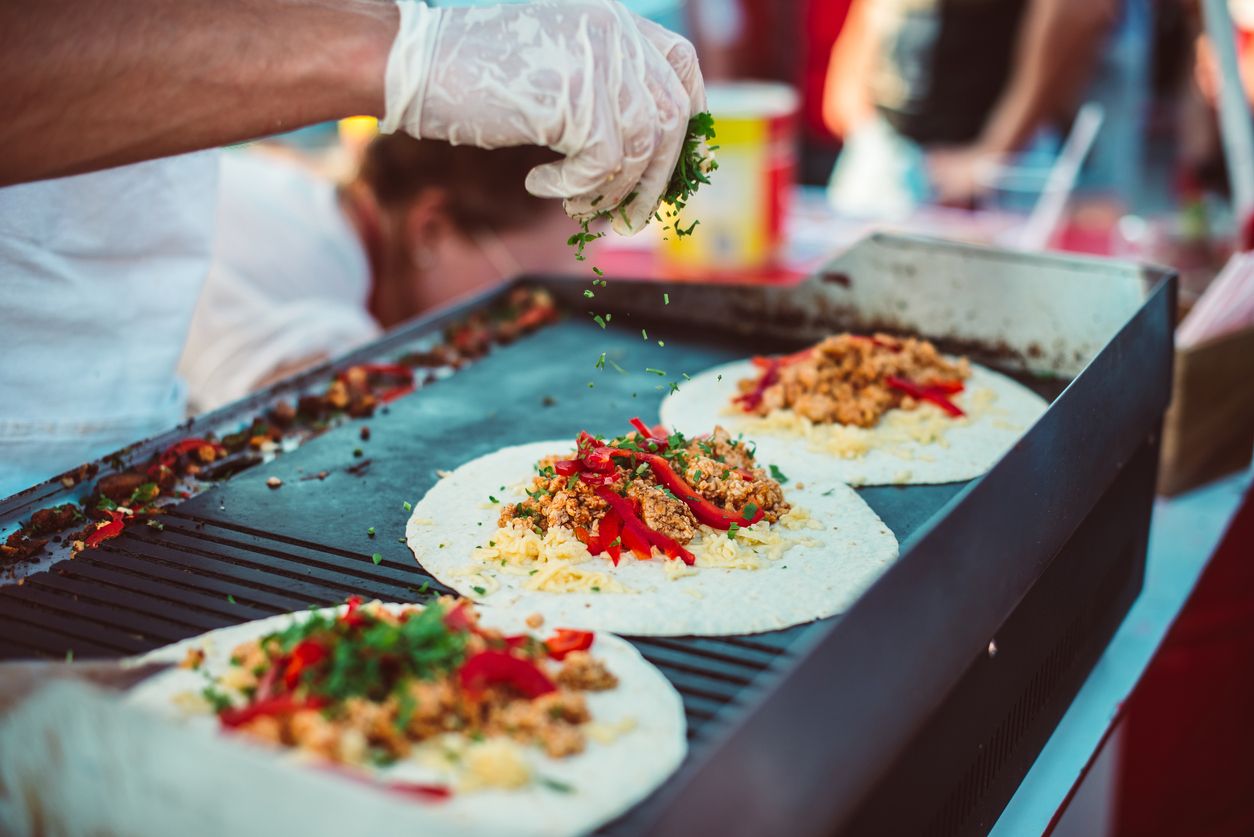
[0, 234, 1173, 836]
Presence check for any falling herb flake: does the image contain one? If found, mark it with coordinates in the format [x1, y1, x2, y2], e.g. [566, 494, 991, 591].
[584, 290, 595, 298]
[592, 314, 607, 329]
[402, 501, 412, 512]
[641, 329, 648, 341]
[367, 527, 376, 537]
[372, 552, 383, 565]
[645, 368, 666, 376]
[539, 777, 576, 794]
[663, 292, 670, 305]
[227, 594, 237, 604]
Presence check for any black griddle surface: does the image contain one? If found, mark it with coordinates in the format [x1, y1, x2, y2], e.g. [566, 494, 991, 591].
[0, 314, 1027, 761]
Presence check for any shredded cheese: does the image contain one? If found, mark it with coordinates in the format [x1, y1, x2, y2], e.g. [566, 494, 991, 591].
[743, 388, 996, 461]
[473, 525, 631, 593]
[583, 716, 638, 745]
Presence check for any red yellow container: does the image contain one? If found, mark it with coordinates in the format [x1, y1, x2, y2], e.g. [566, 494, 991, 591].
[662, 82, 799, 276]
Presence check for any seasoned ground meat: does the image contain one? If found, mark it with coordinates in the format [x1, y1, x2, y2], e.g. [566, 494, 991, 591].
[556, 652, 619, 691]
[626, 480, 698, 543]
[502, 424, 790, 546]
[738, 334, 970, 427]
[501, 459, 610, 534]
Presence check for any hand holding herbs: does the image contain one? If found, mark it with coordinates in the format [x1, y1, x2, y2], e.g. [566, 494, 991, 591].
[569, 112, 719, 261]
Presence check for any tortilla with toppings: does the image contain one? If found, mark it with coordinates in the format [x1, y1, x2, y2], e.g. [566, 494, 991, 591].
[406, 420, 899, 636]
[128, 598, 684, 837]
[661, 335, 1048, 487]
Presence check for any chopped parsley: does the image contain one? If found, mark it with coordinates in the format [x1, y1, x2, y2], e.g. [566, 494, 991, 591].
[769, 464, 790, 484]
[727, 523, 740, 540]
[472, 586, 486, 596]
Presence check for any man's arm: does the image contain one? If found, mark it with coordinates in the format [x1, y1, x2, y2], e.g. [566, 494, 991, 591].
[928, 0, 1116, 202]
[0, 0, 396, 186]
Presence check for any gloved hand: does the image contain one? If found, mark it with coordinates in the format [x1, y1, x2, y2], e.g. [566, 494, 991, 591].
[381, 0, 706, 234]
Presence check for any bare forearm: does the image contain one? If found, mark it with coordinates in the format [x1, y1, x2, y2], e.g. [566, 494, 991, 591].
[0, 0, 396, 186]
[976, 0, 1114, 155]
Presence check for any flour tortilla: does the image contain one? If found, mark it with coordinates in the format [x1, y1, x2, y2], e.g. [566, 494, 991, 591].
[128, 604, 686, 837]
[407, 441, 899, 636]
[660, 359, 1048, 487]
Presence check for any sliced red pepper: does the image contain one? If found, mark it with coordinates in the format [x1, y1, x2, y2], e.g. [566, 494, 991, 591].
[458, 650, 556, 698]
[885, 375, 966, 418]
[545, 629, 595, 660]
[340, 595, 367, 628]
[219, 695, 329, 728]
[599, 510, 622, 565]
[282, 639, 327, 690]
[554, 459, 581, 476]
[733, 361, 780, 412]
[443, 600, 477, 634]
[387, 782, 453, 802]
[628, 417, 669, 452]
[921, 378, 965, 395]
[606, 451, 763, 530]
[578, 471, 620, 488]
[595, 487, 695, 565]
[84, 512, 126, 549]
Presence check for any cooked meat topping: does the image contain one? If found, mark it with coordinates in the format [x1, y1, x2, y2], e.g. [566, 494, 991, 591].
[737, 334, 970, 427]
[500, 425, 789, 547]
[556, 651, 619, 691]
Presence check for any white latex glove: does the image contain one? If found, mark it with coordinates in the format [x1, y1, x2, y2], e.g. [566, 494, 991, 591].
[381, 0, 706, 234]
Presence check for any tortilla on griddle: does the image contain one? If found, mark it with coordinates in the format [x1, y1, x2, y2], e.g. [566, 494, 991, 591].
[660, 357, 1047, 487]
[406, 439, 899, 637]
[128, 602, 686, 837]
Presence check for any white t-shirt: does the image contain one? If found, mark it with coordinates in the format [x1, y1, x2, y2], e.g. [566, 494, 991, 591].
[178, 151, 378, 414]
[0, 154, 218, 497]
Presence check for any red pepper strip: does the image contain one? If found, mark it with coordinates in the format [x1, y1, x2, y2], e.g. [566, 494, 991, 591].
[885, 376, 966, 418]
[341, 595, 367, 628]
[554, 459, 581, 476]
[545, 629, 595, 660]
[628, 416, 668, 452]
[618, 520, 654, 561]
[606, 451, 765, 530]
[922, 378, 965, 395]
[599, 510, 622, 565]
[733, 361, 780, 412]
[749, 347, 813, 368]
[283, 639, 327, 690]
[443, 601, 477, 633]
[458, 650, 556, 698]
[387, 782, 453, 802]
[84, 512, 126, 549]
[219, 695, 329, 728]
[595, 487, 695, 565]
[578, 472, 620, 488]
[574, 525, 603, 556]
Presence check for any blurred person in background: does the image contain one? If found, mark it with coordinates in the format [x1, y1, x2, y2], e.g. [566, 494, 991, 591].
[180, 137, 571, 413]
[822, 0, 1128, 217]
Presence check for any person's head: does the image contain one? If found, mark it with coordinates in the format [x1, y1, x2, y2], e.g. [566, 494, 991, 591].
[348, 134, 572, 325]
